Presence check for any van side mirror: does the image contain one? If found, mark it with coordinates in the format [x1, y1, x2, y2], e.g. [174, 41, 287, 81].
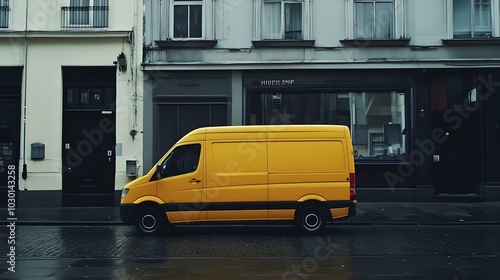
[155, 164, 162, 180]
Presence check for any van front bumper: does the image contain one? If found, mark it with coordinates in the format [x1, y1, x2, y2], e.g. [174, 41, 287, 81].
[120, 204, 135, 224]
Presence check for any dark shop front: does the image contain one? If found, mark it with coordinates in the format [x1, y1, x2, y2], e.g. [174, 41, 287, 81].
[242, 69, 500, 202]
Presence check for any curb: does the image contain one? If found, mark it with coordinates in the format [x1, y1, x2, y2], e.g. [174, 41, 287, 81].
[333, 221, 500, 226]
[0, 221, 125, 226]
[3, 220, 500, 226]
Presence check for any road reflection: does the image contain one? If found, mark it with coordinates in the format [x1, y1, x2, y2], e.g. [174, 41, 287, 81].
[9, 225, 500, 279]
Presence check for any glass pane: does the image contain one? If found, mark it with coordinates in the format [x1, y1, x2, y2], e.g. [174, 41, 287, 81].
[0, 0, 8, 28]
[70, 0, 90, 25]
[189, 5, 202, 38]
[93, 0, 108, 5]
[161, 144, 201, 177]
[454, 0, 472, 38]
[80, 89, 90, 106]
[375, 2, 393, 39]
[355, 2, 374, 38]
[174, 5, 188, 38]
[66, 89, 78, 108]
[474, 0, 491, 37]
[285, 3, 302, 39]
[264, 2, 281, 39]
[247, 91, 406, 160]
[91, 89, 103, 108]
[93, 0, 109, 28]
[70, 0, 89, 5]
[353, 92, 406, 158]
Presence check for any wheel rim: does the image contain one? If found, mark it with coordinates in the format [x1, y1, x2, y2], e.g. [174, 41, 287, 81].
[303, 213, 320, 231]
[141, 214, 157, 231]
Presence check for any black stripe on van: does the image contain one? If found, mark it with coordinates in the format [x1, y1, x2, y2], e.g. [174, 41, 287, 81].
[161, 201, 353, 212]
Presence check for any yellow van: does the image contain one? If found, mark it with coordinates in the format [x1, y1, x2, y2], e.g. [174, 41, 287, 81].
[120, 125, 357, 235]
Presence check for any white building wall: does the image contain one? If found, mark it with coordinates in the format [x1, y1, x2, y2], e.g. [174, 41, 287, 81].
[0, 0, 143, 196]
[143, 0, 500, 67]
[19, 38, 138, 192]
[214, 0, 252, 47]
[312, 0, 346, 47]
[407, 0, 447, 45]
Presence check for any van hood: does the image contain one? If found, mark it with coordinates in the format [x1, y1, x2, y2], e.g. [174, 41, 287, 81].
[123, 174, 153, 190]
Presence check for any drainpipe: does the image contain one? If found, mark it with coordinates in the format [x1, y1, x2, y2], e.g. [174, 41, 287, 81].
[21, 0, 29, 180]
[130, 0, 138, 138]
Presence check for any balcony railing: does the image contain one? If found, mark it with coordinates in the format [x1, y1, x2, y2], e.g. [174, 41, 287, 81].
[0, 5, 10, 28]
[61, 6, 109, 29]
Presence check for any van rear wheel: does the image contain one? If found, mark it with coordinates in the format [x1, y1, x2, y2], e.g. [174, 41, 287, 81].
[134, 207, 169, 236]
[295, 204, 326, 234]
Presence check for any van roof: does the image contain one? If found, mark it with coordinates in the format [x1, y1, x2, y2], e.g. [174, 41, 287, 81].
[189, 125, 349, 135]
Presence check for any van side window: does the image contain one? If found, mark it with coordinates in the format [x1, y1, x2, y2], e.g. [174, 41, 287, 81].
[160, 144, 201, 178]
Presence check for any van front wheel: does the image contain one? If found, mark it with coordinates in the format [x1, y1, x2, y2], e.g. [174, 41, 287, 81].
[295, 205, 326, 234]
[134, 207, 169, 236]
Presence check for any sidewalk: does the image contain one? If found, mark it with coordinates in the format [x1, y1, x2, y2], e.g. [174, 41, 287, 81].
[1, 202, 500, 226]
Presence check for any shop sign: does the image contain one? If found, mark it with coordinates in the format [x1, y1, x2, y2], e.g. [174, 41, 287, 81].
[260, 79, 295, 86]
[177, 83, 201, 88]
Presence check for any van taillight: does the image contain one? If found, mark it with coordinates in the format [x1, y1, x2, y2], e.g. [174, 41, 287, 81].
[349, 173, 356, 200]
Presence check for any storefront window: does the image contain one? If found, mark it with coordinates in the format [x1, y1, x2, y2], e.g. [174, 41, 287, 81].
[247, 91, 406, 159]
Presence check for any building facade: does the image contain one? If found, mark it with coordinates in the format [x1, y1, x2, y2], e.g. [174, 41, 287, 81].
[142, 0, 500, 202]
[0, 0, 143, 207]
[2, 0, 499, 206]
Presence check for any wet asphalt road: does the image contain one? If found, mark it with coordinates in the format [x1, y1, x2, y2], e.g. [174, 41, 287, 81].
[1, 224, 500, 279]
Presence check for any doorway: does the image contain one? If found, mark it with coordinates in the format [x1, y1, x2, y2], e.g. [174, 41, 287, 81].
[0, 98, 21, 207]
[0, 67, 22, 208]
[62, 67, 116, 206]
[431, 76, 480, 195]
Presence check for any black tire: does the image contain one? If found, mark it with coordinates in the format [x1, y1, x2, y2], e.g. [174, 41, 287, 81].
[295, 204, 326, 234]
[134, 207, 169, 236]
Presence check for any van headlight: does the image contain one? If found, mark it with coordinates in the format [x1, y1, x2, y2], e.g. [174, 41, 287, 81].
[121, 188, 129, 199]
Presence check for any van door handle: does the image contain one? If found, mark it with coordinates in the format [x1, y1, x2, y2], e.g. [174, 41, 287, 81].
[189, 178, 201, 183]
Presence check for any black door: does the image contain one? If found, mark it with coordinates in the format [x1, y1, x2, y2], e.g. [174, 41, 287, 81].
[432, 112, 479, 194]
[0, 98, 20, 207]
[62, 110, 116, 206]
[62, 79, 116, 206]
[0, 68, 22, 208]
[431, 76, 480, 195]
[491, 86, 500, 181]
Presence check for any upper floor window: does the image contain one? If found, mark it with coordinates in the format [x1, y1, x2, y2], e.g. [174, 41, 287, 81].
[347, 0, 406, 39]
[171, 0, 203, 39]
[355, 0, 394, 39]
[453, 0, 493, 38]
[254, 0, 312, 41]
[62, 0, 109, 29]
[264, 0, 303, 39]
[0, 0, 9, 28]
